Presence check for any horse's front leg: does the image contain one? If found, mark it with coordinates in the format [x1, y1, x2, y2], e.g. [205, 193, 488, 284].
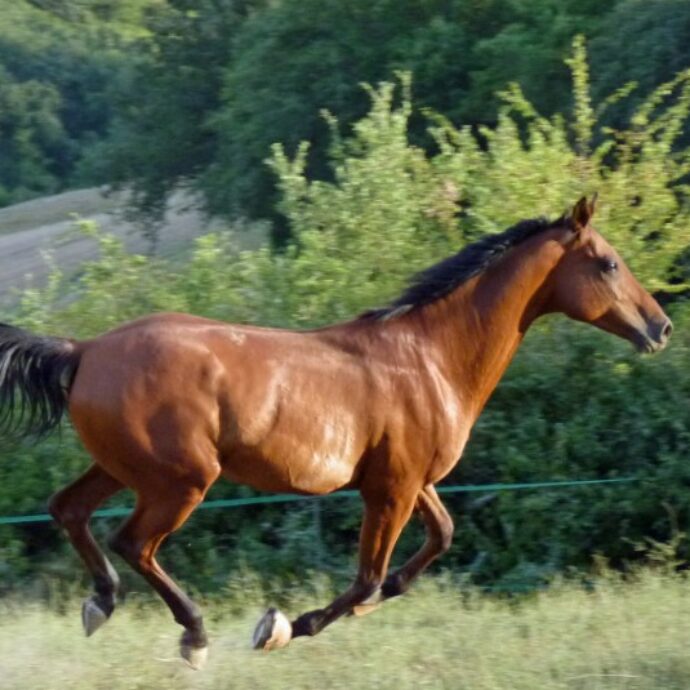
[252, 488, 418, 650]
[378, 484, 453, 602]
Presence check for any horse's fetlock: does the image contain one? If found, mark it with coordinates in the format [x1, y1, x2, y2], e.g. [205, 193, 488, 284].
[93, 572, 118, 600]
[381, 572, 407, 599]
[355, 576, 381, 601]
[93, 593, 116, 618]
[182, 625, 208, 649]
[173, 605, 205, 638]
[292, 612, 321, 637]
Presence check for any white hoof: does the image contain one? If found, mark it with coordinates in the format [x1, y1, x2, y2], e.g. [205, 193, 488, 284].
[82, 597, 109, 637]
[181, 643, 208, 670]
[252, 608, 292, 651]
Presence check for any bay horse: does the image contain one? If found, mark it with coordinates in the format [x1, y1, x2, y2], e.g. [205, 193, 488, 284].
[0, 197, 672, 668]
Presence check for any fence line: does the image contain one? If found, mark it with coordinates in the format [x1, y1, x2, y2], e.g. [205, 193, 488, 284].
[0, 476, 640, 526]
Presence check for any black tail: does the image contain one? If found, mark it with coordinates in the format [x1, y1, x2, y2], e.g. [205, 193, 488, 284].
[0, 323, 81, 438]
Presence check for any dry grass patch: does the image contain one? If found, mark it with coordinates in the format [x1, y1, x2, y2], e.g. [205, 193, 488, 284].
[1, 573, 689, 690]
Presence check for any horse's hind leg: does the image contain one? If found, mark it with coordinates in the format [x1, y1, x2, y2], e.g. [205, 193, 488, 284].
[108, 485, 212, 669]
[48, 464, 124, 635]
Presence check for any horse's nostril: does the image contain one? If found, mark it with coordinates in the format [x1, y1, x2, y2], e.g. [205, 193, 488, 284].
[662, 320, 673, 340]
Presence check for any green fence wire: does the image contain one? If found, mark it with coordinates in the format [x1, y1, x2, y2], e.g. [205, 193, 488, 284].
[0, 476, 639, 526]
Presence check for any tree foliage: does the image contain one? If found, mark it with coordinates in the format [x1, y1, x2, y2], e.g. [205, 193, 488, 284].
[590, 0, 690, 125]
[2, 0, 690, 229]
[0, 0, 157, 204]
[98, 0, 266, 223]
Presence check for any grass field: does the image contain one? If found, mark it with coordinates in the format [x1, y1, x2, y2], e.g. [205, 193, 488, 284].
[1, 572, 689, 690]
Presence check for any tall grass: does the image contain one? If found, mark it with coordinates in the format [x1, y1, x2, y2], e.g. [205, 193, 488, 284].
[2, 572, 690, 689]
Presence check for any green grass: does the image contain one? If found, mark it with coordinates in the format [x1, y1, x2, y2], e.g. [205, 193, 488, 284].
[2, 572, 690, 689]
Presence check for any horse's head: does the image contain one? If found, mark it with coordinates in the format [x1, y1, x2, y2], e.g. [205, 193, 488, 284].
[548, 196, 672, 353]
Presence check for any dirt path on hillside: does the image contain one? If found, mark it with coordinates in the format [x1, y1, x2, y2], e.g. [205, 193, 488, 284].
[0, 188, 264, 307]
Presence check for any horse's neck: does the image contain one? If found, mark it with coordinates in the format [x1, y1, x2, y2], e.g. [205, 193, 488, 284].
[417, 230, 566, 419]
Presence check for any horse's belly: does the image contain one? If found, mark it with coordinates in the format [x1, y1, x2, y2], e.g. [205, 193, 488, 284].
[217, 362, 369, 494]
[220, 433, 361, 495]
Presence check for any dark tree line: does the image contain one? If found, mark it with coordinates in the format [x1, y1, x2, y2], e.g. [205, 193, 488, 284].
[2, 0, 690, 232]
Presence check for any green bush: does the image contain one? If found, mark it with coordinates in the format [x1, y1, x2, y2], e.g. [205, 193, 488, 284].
[1, 39, 690, 593]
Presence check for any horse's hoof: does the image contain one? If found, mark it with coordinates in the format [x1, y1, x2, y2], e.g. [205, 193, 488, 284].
[81, 597, 109, 637]
[252, 608, 292, 651]
[180, 642, 208, 670]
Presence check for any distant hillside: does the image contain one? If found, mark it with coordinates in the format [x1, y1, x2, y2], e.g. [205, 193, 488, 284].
[0, 187, 267, 306]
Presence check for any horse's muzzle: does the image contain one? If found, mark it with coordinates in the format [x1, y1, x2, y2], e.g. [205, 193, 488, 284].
[636, 317, 673, 354]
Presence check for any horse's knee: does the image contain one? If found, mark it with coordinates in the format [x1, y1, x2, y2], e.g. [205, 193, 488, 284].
[47, 492, 64, 523]
[48, 490, 84, 528]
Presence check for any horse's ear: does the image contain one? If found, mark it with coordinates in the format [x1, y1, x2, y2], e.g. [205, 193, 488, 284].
[571, 195, 594, 231]
[588, 191, 598, 217]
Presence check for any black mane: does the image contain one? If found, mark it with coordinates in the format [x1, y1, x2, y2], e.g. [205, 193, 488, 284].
[361, 215, 568, 320]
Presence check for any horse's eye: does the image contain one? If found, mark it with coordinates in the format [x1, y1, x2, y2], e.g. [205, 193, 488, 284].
[601, 258, 618, 274]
